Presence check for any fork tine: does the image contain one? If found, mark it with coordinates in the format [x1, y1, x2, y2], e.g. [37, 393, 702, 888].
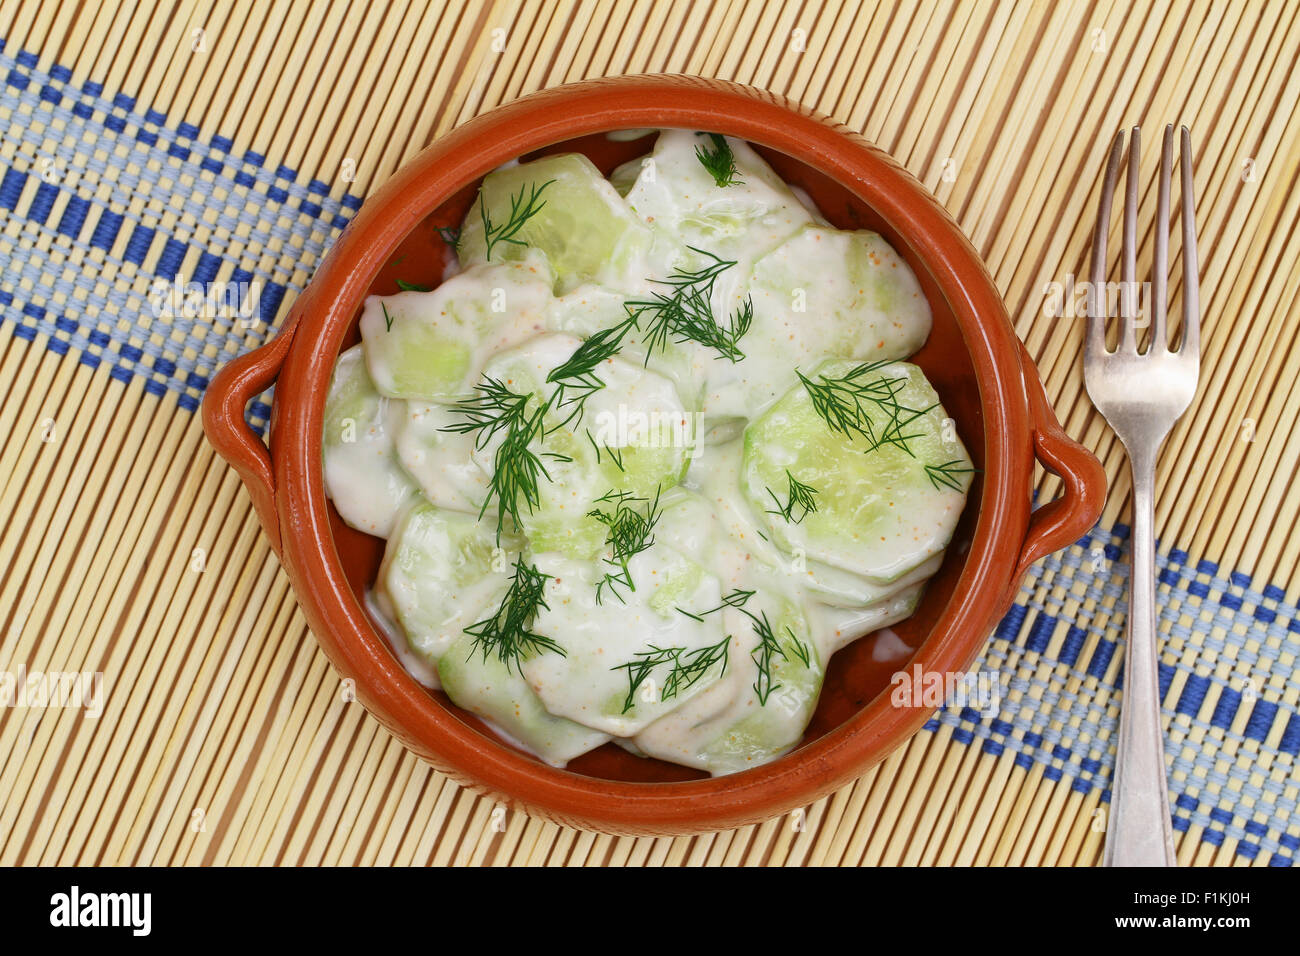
[1089, 130, 1125, 355]
[1179, 125, 1200, 357]
[1119, 127, 1141, 353]
[1151, 125, 1174, 352]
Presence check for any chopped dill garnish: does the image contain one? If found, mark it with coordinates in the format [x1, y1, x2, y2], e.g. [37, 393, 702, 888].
[611, 635, 731, 714]
[435, 225, 461, 247]
[464, 558, 564, 674]
[625, 247, 752, 362]
[750, 610, 788, 704]
[797, 361, 934, 457]
[480, 179, 555, 260]
[395, 279, 432, 292]
[694, 132, 744, 187]
[788, 634, 812, 668]
[586, 429, 626, 472]
[442, 377, 553, 540]
[381, 303, 395, 332]
[587, 487, 662, 604]
[675, 587, 755, 621]
[677, 588, 811, 705]
[544, 323, 630, 426]
[924, 460, 976, 492]
[766, 470, 819, 524]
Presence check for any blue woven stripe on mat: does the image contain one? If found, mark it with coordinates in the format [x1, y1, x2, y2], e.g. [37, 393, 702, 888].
[933, 524, 1300, 864]
[2, 43, 1297, 865]
[0, 41, 362, 430]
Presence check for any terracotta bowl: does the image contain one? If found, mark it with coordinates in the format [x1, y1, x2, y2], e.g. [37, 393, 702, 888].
[203, 75, 1105, 835]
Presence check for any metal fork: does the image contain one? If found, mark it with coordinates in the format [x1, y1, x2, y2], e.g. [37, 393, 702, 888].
[1084, 125, 1199, 867]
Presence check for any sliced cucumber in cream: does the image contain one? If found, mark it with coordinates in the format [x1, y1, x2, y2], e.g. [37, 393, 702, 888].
[438, 629, 611, 767]
[815, 581, 927, 656]
[522, 550, 730, 736]
[469, 333, 689, 559]
[391, 401, 490, 514]
[360, 253, 552, 401]
[322, 345, 420, 537]
[742, 359, 972, 584]
[634, 593, 823, 775]
[701, 225, 932, 418]
[622, 130, 815, 262]
[321, 130, 975, 775]
[457, 153, 653, 294]
[797, 553, 942, 609]
[380, 501, 519, 663]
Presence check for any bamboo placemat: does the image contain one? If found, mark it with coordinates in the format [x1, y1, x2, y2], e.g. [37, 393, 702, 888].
[1, 0, 1297, 867]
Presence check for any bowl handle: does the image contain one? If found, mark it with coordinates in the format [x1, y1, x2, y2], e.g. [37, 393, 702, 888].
[1012, 347, 1108, 585]
[202, 317, 301, 556]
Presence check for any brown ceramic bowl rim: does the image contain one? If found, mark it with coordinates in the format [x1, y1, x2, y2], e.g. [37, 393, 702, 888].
[203, 75, 1105, 835]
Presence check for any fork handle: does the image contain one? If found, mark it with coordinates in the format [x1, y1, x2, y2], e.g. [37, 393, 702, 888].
[1103, 443, 1177, 866]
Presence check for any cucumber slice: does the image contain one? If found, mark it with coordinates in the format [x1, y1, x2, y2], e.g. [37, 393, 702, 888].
[634, 593, 824, 775]
[700, 225, 932, 419]
[322, 344, 420, 537]
[365, 582, 440, 690]
[543, 283, 702, 408]
[797, 553, 942, 609]
[468, 334, 690, 558]
[522, 550, 730, 736]
[438, 630, 610, 767]
[391, 401, 490, 514]
[742, 359, 973, 584]
[752, 225, 930, 361]
[457, 153, 653, 294]
[620, 132, 822, 411]
[360, 253, 553, 401]
[816, 581, 927, 656]
[380, 500, 521, 664]
[622, 130, 815, 262]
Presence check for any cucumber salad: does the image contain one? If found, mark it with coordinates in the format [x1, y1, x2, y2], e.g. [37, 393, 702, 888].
[323, 130, 974, 775]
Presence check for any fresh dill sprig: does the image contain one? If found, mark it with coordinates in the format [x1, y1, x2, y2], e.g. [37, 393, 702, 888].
[395, 279, 432, 292]
[586, 430, 626, 472]
[611, 635, 731, 714]
[747, 611, 814, 704]
[544, 322, 635, 426]
[788, 634, 812, 668]
[766, 470, 819, 524]
[381, 303, 395, 332]
[435, 225, 461, 247]
[750, 611, 786, 704]
[525, 248, 750, 435]
[463, 558, 563, 674]
[480, 179, 556, 260]
[442, 378, 553, 540]
[797, 362, 934, 457]
[625, 248, 752, 362]
[587, 488, 662, 604]
[677, 589, 812, 705]
[675, 587, 755, 621]
[924, 460, 977, 492]
[694, 132, 744, 187]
